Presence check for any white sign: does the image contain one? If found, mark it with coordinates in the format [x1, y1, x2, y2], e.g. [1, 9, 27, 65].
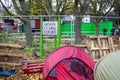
[82, 15, 90, 23]
[43, 21, 58, 36]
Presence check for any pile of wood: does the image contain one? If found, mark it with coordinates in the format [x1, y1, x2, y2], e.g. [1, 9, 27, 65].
[86, 36, 114, 61]
[0, 43, 24, 67]
[63, 36, 117, 61]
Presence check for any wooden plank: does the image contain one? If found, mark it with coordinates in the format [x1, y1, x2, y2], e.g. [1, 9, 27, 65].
[74, 45, 87, 48]
[0, 52, 24, 58]
[91, 47, 110, 50]
[89, 36, 108, 39]
[97, 36, 102, 58]
[108, 37, 112, 52]
[96, 51, 99, 59]
[0, 43, 23, 49]
[109, 37, 115, 51]
[0, 62, 22, 67]
[90, 48, 99, 50]
[22, 59, 45, 63]
[86, 38, 92, 56]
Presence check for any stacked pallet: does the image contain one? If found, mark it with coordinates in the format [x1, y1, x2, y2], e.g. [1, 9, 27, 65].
[71, 36, 114, 61]
[0, 43, 24, 67]
[86, 36, 114, 61]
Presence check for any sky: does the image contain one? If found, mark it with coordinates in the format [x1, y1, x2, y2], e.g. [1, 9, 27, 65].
[0, 0, 13, 10]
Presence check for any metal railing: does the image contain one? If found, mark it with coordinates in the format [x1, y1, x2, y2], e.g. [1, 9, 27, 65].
[6, 31, 112, 42]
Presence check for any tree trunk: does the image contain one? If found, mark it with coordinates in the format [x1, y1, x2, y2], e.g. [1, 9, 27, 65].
[19, 0, 33, 45]
[95, 23, 99, 35]
[74, 0, 82, 44]
[75, 17, 82, 44]
[24, 18, 33, 45]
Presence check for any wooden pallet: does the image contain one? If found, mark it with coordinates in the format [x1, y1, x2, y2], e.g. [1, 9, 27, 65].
[110, 35, 120, 50]
[0, 43, 24, 67]
[86, 36, 114, 60]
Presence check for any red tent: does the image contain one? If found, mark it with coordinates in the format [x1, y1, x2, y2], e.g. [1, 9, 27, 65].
[43, 46, 95, 80]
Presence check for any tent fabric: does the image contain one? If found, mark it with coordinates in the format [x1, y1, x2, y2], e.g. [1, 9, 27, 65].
[56, 59, 93, 80]
[43, 46, 95, 80]
[69, 59, 92, 79]
[47, 76, 57, 80]
[94, 50, 120, 80]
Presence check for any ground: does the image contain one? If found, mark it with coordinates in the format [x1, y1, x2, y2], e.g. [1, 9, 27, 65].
[0, 43, 44, 80]
[0, 35, 120, 80]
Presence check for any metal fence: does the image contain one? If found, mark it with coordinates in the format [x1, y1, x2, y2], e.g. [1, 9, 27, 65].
[0, 15, 120, 44]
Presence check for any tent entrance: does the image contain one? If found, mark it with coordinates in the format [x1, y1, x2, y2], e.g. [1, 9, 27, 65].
[48, 58, 92, 80]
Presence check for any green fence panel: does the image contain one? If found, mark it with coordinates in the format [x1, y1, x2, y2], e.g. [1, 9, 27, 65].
[61, 21, 113, 36]
[61, 22, 72, 36]
[81, 22, 96, 35]
[99, 21, 113, 36]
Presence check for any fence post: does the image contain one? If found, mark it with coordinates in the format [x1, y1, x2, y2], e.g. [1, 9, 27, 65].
[40, 17, 44, 58]
[54, 35, 57, 49]
[57, 17, 61, 47]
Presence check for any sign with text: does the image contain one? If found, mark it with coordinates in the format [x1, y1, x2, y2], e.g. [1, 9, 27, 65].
[43, 21, 58, 36]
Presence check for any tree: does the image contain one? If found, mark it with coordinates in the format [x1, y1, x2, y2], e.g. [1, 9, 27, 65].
[30, 0, 46, 15]
[74, 0, 115, 44]
[74, 0, 90, 44]
[113, 0, 120, 26]
[90, 0, 114, 35]
[30, 0, 74, 15]
[0, 0, 33, 45]
[39, 0, 74, 15]
[0, 0, 74, 45]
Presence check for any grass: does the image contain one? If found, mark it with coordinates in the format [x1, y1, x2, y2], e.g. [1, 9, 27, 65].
[0, 31, 64, 59]
[24, 40, 55, 58]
